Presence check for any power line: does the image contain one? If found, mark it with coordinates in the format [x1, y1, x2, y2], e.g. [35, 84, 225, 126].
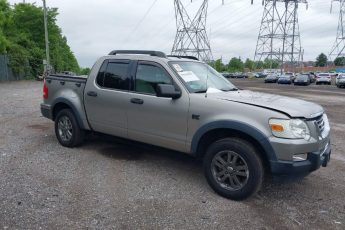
[123, 0, 159, 44]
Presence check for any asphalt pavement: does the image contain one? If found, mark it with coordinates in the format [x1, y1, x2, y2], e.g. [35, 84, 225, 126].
[0, 79, 344, 229]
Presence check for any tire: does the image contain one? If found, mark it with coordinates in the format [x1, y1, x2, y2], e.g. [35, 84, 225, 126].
[203, 138, 264, 200]
[55, 109, 85, 147]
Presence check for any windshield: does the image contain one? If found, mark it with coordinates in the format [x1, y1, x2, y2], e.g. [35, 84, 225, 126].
[297, 75, 308, 80]
[169, 61, 237, 93]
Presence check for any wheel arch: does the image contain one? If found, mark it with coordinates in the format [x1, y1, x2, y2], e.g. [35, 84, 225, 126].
[191, 120, 277, 167]
[52, 98, 85, 129]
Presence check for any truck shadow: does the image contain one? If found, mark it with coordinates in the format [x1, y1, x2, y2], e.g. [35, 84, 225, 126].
[82, 132, 199, 167]
[80, 132, 328, 205]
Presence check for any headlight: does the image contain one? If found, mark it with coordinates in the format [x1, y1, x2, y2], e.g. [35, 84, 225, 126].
[269, 118, 311, 140]
[321, 114, 331, 138]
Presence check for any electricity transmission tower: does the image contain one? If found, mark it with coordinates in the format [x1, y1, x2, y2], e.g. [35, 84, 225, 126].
[171, 0, 213, 62]
[254, 0, 307, 71]
[329, 0, 345, 62]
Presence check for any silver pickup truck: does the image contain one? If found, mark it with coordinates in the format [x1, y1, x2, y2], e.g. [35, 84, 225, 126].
[41, 50, 331, 200]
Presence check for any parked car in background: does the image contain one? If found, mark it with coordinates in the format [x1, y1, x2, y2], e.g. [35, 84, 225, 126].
[336, 74, 345, 88]
[329, 71, 338, 78]
[294, 74, 311, 86]
[226, 73, 235, 78]
[264, 74, 279, 83]
[285, 72, 296, 83]
[316, 73, 332, 85]
[277, 75, 292, 84]
[256, 72, 267, 78]
[221, 72, 231, 78]
[59, 71, 76, 76]
[308, 72, 316, 83]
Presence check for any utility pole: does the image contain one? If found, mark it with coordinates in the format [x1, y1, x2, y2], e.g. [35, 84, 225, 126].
[329, 0, 345, 65]
[253, 0, 307, 74]
[171, 0, 214, 62]
[42, 0, 50, 74]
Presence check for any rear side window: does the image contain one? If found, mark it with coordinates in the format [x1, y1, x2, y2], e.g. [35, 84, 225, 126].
[96, 60, 130, 90]
[135, 63, 173, 95]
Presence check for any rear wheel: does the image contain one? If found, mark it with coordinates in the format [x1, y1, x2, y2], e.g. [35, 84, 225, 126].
[203, 138, 264, 200]
[55, 109, 84, 147]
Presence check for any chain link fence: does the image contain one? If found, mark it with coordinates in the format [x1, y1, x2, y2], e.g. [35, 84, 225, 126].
[0, 55, 26, 81]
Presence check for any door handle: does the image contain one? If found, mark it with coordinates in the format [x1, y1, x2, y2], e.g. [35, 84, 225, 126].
[87, 91, 98, 97]
[130, 98, 144, 105]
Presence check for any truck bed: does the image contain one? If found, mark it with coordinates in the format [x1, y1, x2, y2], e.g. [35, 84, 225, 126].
[43, 73, 89, 129]
[46, 74, 88, 83]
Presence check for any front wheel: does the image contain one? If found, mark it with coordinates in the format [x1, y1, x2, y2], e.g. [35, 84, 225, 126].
[55, 109, 85, 147]
[203, 138, 264, 200]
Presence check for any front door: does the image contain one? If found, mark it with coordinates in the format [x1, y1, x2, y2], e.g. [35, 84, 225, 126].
[84, 59, 131, 138]
[127, 61, 190, 152]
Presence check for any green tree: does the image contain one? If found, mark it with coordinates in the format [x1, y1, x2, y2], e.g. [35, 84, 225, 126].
[315, 53, 328, 67]
[213, 59, 226, 72]
[80, 67, 91, 75]
[334, 57, 345, 66]
[244, 58, 254, 71]
[255, 60, 264, 69]
[263, 58, 279, 69]
[0, 0, 10, 53]
[0, 1, 80, 78]
[228, 57, 244, 72]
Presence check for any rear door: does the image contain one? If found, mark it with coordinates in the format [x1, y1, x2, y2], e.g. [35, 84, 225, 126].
[84, 59, 132, 138]
[126, 61, 190, 152]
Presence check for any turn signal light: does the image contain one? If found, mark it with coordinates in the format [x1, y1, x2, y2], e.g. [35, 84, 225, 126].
[270, 124, 284, 132]
[43, 79, 48, 99]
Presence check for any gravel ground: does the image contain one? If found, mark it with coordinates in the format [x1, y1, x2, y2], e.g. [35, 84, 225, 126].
[0, 79, 344, 229]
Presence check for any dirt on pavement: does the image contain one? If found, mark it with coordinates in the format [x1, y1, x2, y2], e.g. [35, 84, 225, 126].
[0, 79, 344, 229]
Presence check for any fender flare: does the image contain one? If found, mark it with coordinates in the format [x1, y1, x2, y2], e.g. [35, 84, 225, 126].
[51, 97, 85, 129]
[191, 120, 277, 161]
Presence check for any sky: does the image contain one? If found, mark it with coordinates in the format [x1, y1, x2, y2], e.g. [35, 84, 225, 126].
[8, 0, 340, 68]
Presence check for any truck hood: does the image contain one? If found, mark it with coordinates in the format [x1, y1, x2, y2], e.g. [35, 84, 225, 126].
[208, 90, 323, 118]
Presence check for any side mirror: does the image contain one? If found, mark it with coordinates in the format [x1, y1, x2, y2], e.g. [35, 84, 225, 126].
[157, 84, 181, 99]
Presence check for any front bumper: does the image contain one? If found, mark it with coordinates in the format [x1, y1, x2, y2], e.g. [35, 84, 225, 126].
[316, 80, 331, 83]
[295, 81, 309, 85]
[41, 103, 53, 120]
[270, 141, 331, 175]
[278, 81, 291, 84]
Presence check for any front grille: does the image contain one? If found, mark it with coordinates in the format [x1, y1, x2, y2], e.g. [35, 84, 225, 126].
[315, 115, 325, 134]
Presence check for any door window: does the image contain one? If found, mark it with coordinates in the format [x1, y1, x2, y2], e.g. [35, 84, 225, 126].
[97, 61, 130, 90]
[135, 63, 172, 95]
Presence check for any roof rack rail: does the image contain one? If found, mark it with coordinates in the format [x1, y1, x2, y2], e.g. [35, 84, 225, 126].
[167, 55, 199, 61]
[108, 50, 167, 58]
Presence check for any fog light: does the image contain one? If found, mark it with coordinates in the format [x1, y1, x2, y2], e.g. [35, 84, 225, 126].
[293, 153, 308, 162]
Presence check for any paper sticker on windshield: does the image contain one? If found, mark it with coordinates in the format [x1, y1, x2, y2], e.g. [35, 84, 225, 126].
[179, 71, 199, 82]
[173, 64, 184, 72]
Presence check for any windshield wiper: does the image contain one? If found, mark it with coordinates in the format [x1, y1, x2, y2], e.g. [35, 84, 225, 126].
[221, 88, 239, 92]
[194, 90, 207, 93]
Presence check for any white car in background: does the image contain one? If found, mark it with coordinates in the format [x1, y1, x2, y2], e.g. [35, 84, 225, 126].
[316, 73, 332, 85]
[336, 73, 345, 88]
